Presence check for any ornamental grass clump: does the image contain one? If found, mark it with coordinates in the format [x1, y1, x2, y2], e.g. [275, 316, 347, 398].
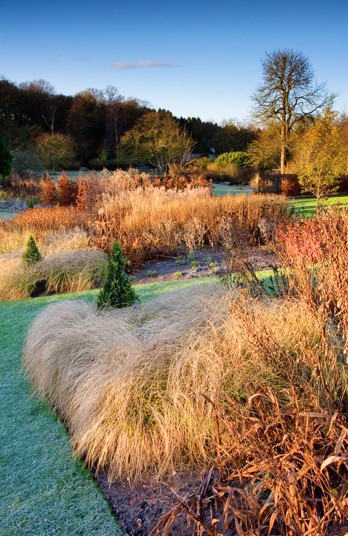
[0, 248, 107, 300]
[33, 249, 107, 295]
[97, 241, 138, 309]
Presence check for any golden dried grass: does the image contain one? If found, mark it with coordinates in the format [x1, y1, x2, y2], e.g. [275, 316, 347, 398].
[95, 187, 289, 265]
[23, 283, 347, 486]
[0, 248, 106, 300]
[33, 249, 107, 294]
[12, 206, 91, 232]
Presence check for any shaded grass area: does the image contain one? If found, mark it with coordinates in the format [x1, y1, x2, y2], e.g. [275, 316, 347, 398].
[0, 277, 219, 535]
[212, 183, 253, 196]
[0, 293, 122, 536]
[0, 210, 16, 220]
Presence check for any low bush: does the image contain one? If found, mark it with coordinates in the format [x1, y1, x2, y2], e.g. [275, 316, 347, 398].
[280, 174, 301, 196]
[214, 151, 250, 168]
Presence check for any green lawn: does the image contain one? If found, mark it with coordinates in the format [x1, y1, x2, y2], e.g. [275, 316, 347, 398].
[0, 292, 122, 535]
[211, 184, 348, 217]
[0, 277, 218, 535]
[289, 194, 348, 217]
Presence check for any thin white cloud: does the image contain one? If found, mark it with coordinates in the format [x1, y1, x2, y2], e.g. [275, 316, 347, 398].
[110, 60, 179, 69]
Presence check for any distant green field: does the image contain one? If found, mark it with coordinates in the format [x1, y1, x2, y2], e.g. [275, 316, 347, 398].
[211, 184, 348, 217]
[289, 194, 348, 217]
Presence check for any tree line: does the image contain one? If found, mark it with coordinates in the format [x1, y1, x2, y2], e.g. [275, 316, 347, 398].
[1, 48, 348, 201]
[0, 77, 256, 173]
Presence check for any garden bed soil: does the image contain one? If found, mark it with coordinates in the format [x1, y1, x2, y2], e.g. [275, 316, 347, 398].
[133, 246, 278, 285]
[96, 470, 208, 536]
[96, 469, 348, 536]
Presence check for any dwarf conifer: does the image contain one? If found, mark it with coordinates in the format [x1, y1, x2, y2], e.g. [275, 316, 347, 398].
[22, 235, 42, 265]
[97, 241, 138, 309]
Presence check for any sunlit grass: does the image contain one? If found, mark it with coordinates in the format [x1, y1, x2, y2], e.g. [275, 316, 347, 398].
[288, 194, 348, 217]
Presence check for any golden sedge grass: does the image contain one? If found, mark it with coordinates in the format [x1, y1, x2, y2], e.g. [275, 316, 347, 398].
[23, 283, 346, 483]
[34, 249, 107, 294]
[0, 248, 106, 300]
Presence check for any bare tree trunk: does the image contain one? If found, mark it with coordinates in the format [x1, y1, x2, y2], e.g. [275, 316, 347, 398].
[280, 140, 286, 174]
[280, 101, 286, 174]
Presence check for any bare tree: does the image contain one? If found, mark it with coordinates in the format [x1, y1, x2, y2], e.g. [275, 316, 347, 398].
[252, 49, 332, 173]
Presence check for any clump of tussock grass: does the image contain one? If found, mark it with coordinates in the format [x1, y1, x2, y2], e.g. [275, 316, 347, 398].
[0, 249, 107, 300]
[33, 249, 107, 295]
[23, 284, 235, 478]
[24, 284, 348, 482]
[0, 256, 31, 300]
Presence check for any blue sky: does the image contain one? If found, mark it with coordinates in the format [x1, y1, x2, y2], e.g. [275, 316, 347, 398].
[1, 0, 348, 123]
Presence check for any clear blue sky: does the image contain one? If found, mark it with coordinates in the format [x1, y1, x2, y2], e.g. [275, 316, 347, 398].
[1, 0, 348, 123]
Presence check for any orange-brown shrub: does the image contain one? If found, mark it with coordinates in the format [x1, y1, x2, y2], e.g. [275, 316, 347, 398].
[76, 173, 107, 210]
[39, 174, 78, 206]
[56, 174, 78, 206]
[276, 218, 323, 264]
[39, 177, 58, 205]
[280, 174, 301, 196]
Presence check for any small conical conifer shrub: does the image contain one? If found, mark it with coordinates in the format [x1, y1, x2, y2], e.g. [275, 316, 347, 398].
[22, 234, 42, 265]
[97, 241, 138, 309]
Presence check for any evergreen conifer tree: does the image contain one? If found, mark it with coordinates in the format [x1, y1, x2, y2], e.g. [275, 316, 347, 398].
[0, 135, 12, 184]
[97, 241, 138, 309]
[22, 235, 42, 265]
